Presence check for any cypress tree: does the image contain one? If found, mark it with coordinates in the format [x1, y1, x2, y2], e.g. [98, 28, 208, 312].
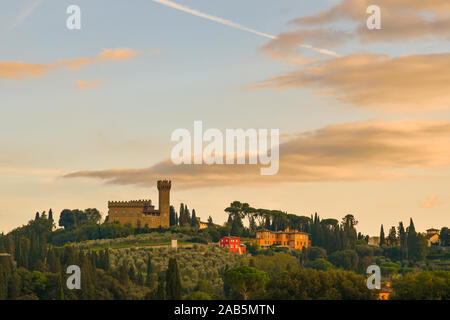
[179, 203, 185, 226]
[207, 216, 213, 227]
[128, 264, 136, 282]
[119, 262, 130, 286]
[165, 258, 181, 300]
[380, 225, 385, 246]
[156, 277, 165, 300]
[137, 271, 144, 286]
[145, 255, 154, 287]
[169, 205, 176, 226]
[56, 274, 64, 300]
[191, 209, 199, 228]
[0, 265, 7, 300]
[184, 205, 190, 224]
[8, 272, 18, 299]
[48, 209, 53, 221]
[407, 218, 418, 260]
[398, 222, 407, 260]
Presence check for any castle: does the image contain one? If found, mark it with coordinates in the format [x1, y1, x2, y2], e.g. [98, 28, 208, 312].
[108, 180, 171, 228]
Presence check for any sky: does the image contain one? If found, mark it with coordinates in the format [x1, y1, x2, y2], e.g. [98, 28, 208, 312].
[0, 0, 449, 235]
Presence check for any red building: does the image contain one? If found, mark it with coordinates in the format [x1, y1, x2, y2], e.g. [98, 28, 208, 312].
[220, 236, 246, 254]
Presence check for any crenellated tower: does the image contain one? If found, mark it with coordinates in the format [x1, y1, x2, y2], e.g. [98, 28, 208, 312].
[157, 180, 171, 227]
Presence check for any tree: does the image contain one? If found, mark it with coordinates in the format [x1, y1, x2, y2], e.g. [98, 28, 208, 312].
[145, 255, 154, 287]
[165, 258, 181, 300]
[407, 218, 417, 260]
[58, 209, 76, 230]
[118, 261, 130, 286]
[48, 209, 53, 221]
[223, 265, 269, 300]
[388, 226, 397, 246]
[184, 205, 191, 225]
[207, 216, 214, 227]
[156, 277, 165, 300]
[191, 209, 200, 228]
[439, 227, 449, 246]
[35, 212, 40, 221]
[179, 203, 186, 227]
[390, 271, 449, 300]
[230, 215, 244, 236]
[380, 225, 385, 246]
[169, 206, 177, 226]
[264, 269, 376, 300]
[84, 208, 101, 224]
[398, 221, 407, 260]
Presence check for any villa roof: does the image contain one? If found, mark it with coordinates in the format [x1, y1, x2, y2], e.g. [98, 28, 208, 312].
[256, 228, 310, 235]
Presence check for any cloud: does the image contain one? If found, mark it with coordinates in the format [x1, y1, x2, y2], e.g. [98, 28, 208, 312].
[152, 0, 339, 57]
[0, 48, 141, 80]
[64, 119, 450, 189]
[249, 53, 450, 112]
[0, 61, 54, 79]
[260, 29, 350, 65]
[421, 195, 442, 209]
[74, 80, 102, 89]
[290, 0, 450, 43]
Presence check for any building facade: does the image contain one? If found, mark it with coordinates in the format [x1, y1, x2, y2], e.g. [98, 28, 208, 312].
[108, 180, 171, 228]
[424, 228, 440, 247]
[220, 236, 246, 254]
[255, 228, 311, 250]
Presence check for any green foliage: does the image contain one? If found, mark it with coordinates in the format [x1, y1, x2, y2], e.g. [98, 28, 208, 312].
[223, 265, 269, 300]
[304, 258, 334, 271]
[390, 271, 450, 300]
[329, 250, 359, 271]
[440, 227, 449, 246]
[264, 269, 377, 300]
[166, 258, 182, 300]
[185, 291, 211, 300]
[244, 252, 300, 277]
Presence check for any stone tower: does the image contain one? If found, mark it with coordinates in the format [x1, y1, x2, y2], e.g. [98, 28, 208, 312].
[157, 180, 171, 227]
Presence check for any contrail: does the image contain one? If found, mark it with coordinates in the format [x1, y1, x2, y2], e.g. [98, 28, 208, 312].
[10, 0, 43, 31]
[152, 0, 340, 57]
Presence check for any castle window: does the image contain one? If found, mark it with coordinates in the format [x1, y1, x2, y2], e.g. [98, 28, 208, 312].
[129, 212, 133, 216]
[122, 211, 126, 216]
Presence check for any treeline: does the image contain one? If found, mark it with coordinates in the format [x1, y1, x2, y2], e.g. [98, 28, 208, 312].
[221, 252, 377, 300]
[224, 201, 368, 253]
[169, 203, 214, 229]
[379, 219, 442, 261]
[0, 214, 189, 300]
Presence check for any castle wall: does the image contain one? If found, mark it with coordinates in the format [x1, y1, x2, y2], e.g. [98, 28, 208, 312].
[108, 180, 171, 228]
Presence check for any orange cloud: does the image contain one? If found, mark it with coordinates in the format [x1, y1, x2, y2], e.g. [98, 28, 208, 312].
[291, 0, 450, 43]
[64, 119, 450, 189]
[250, 53, 450, 112]
[97, 48, 139, 61]
[0, 62, 54, 79]
[421, 195, 442, 209]
[0, 48, 142, 80]
[74, 80, 102, 89]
